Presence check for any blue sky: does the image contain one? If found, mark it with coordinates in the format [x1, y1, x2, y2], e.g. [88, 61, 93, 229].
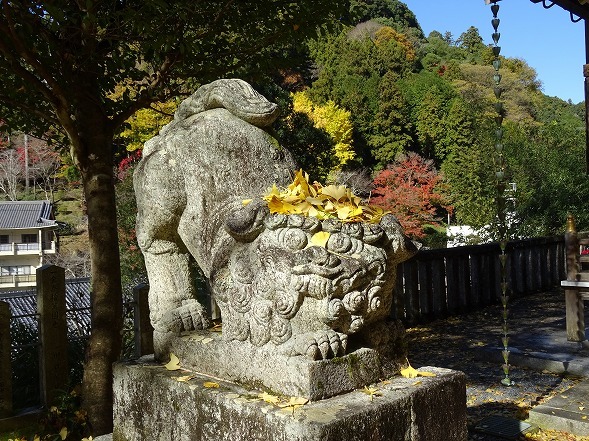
[401, 0, 585, 103]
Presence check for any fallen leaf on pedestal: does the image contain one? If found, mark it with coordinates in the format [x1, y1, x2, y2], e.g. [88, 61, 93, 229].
[165, 353, 181, 371]
[174, 375, 195, 382]
[258, 392, 281, 405]
[400, 360, 436, 379]
[362, 386, 382, 401]
[277, 396, 309, 408]
[278, 396, 309, 414]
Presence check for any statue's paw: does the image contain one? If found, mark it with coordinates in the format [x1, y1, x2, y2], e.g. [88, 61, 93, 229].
[162, 299, 210, 333]
[288, 330, 348, 360]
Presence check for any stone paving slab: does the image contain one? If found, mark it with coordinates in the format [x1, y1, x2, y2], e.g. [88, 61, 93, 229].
[528, 378, 589, 436]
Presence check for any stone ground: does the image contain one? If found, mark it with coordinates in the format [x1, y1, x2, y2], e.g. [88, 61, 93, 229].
[406, 289, 589, 441]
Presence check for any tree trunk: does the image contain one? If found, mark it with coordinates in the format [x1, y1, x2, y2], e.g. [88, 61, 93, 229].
[74, 107, 123, 436]
[78, 146, 123, 435]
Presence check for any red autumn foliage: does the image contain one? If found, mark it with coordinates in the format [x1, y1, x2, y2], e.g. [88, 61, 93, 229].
[117, 149, 143, 181]
[371, 152, 452, 238]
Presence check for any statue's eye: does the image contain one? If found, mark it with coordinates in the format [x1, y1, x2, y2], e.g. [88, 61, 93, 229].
[283, 228, 308, 250]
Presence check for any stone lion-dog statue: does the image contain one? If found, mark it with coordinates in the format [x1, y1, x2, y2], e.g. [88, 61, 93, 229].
[134, 79, 417, 361]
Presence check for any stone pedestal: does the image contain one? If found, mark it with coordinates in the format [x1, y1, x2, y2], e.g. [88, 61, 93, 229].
[168, 330, 403, 401]
[112, 357, 467, 441]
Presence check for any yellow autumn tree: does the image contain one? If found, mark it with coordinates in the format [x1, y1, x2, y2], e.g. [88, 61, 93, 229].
[292, 91, 355, 169]
[119, 100, 177, 151]
[373, 26, 416, 62]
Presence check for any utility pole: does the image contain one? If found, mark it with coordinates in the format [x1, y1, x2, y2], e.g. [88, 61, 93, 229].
[24, 134, 29, 194]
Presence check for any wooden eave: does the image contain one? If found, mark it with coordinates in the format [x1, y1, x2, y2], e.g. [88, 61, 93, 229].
[530, 0, 589, 21]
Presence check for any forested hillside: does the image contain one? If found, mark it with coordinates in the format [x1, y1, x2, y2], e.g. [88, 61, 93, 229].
[0, 0, 586, 250]
[263, 0, 587, 245]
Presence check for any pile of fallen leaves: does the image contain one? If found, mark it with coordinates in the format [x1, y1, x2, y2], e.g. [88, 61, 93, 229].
[259, 170, 388, 224]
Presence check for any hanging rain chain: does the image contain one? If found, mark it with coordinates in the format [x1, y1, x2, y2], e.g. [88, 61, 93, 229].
[489, 0, 513, 387]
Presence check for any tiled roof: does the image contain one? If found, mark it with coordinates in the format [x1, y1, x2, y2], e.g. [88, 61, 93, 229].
[0, 200, 57, 230]
[0, 278, 91, 337]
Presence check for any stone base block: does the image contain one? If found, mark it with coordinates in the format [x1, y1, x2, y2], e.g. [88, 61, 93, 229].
[113, 359, 467, 441]
[168, 330, 403, 400]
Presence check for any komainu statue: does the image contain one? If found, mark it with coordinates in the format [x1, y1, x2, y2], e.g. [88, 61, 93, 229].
[134, 79, 418, 361]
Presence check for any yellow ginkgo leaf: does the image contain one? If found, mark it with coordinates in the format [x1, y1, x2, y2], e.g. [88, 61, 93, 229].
[310, 231, 331, 248]
[321, 185, 347, 201]
[81, 438, 93, 441]
[277, 396, 309, 408]
[400, 361, 436, 379]
[400, 364, 419, 379]
[203, 381, 220, 388]
[242, 199, 252, 206]
[34, 436, 41, 441]
[337, 205, 352, 220]
[59, 427, 68, 440]
[259, 392, 281, 405]
[175, 375, 195, 382]
[361, 386, 382, 401]
[164, 353, 181, 371]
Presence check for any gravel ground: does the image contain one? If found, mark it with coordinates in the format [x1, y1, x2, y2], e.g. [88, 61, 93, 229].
[406, 289, 589, 441]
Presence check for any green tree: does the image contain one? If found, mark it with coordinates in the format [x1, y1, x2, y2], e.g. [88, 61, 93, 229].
[370, 71, 413, 167]
[349, 0, 423, 34]
[308, 25, 417, 167]
[0, 1, 348, 433]
[456, 26, 485, 61]
[441, 119, 496, 230]
[415, 89, 446, 160]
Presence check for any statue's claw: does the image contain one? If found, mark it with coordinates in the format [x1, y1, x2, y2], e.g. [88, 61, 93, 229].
[161, 299, 210, 333]
[287, 330, 348, 360]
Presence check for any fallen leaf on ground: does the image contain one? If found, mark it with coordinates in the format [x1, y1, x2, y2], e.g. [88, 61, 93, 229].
[203, 381, 220, 388]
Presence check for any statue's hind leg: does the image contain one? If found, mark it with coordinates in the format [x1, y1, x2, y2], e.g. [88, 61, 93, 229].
[134, 157, 209, 359]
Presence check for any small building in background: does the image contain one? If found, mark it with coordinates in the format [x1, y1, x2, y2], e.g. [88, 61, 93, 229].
[0, 200, 58, 290]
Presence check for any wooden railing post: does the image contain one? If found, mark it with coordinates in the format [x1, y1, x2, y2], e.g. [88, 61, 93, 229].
[564, 215, 586, 341]
[37, 264, 68, 406]
[0, 301, 12, 418]
[133, 283, 154, 358]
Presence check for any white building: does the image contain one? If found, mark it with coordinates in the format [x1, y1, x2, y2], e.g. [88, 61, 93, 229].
[0, 200, 57, 290]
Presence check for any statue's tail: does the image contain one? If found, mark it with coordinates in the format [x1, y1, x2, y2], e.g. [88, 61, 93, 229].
[175, 79, 279, 127]
[144, 79, 279, 155]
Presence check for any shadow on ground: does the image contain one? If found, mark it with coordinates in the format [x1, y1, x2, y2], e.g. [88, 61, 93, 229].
[406, 289, 586, 440]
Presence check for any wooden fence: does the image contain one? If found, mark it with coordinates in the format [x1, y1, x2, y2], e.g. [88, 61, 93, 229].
[0, 265, 152, 431]
[392, 236, 566, 325]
